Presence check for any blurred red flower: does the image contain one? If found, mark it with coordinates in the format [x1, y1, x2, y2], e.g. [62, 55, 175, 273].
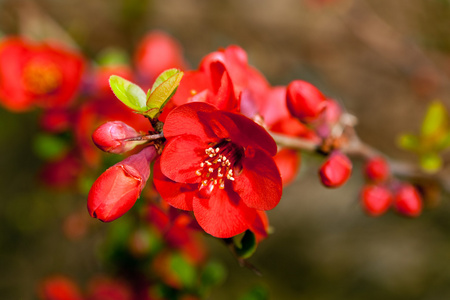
[38, 275, 83, 300]
[0, 37, 84, 111]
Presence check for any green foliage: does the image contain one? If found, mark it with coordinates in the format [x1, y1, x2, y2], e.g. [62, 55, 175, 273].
[233, 230, 257, 259]
[109, 69, 183, 119]
[109, 75, 147, 111]
[146, 69, 184, 118]
[420, 152, 442, 173]
[33, 133, 68, 160]
[397, 100, 450, 173]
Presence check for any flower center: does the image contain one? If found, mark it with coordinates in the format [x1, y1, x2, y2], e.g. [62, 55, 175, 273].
[22, 61, 62, 95]
[196, 140, 243, 194]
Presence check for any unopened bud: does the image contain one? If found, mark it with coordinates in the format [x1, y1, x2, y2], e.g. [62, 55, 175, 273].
[361, 185, 393, 216]
[319, 151, 352, 188]
[286, 80, 327, 123]
[88, 146, 157, 222]
[393, 184, 422, 217]
[364, 157, 390, 183]
[92, 121, 145, 154]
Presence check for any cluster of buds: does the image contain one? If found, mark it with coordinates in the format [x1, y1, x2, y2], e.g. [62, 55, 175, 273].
[282, 79, 352, 188]
[360, 157, 422, 217]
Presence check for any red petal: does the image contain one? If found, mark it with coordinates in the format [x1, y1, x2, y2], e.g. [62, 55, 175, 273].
[212, 67, 239, 112]
[233, 147, 282, 210]
[273, 148, 301, 186]
[197, 110, 277, 156]
[222, 112, 277, 156]
[249, 211, 269, 242]
[193, 187, 255, 238]
[153, 158, 195, 211]
[0, 38, 34, 111]
[163, 102, 217, 140]
[171, 70, 210, 106]
[160, 135, 207, 184]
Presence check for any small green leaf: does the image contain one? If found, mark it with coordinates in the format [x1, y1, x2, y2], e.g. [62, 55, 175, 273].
[233, 230, 257, 259]
[397, 134, 420, 151]
[150, 68, 180, 94]
[109, 75, 147, 111]
[420, 152, 442, 173]
[146, 70, 184, 118]
[421, 101, 448, 138]
[33, 134, 68, 160]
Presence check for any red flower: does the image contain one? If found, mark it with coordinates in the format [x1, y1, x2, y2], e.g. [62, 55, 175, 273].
[154, 102, 282, 238]
[88, 146, 157, 222]
[38, 275, 83, 300]
[134, 31, 187, 84]
[0, 37, 84, 111]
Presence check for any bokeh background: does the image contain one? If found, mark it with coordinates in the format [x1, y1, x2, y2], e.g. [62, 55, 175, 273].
[2, 0, 450, 299]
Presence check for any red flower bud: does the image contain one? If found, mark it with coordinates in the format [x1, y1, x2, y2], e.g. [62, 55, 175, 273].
[319, 151, 352, 188]
[88, 146, 157, 222]
[92, 121, 144, 154]
[364, 157, 390, 183]
[286, 80, 327, 123]
[361, 185, 393, 216]
[393, 184, 422, 217]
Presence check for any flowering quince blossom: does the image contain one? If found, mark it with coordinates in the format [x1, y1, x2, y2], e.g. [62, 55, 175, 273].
[154, 102, 282, 238]
[0, 37, 84, 111]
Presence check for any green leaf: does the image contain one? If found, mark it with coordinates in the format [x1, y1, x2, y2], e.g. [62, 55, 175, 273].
[150, 68, 180, 94]
[170, 253, 196, 289]
[420, 152, 443, 173]
[146, 70, 184, 118]
[233, 230, 257, 259]
[33, 134, 68, 160]
[397, 134, 420, 151]
[109, 75, 147, 111]
[421, 101, 448, 138]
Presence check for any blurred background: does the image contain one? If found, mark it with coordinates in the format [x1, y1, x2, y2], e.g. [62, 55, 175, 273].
[2, 0, 450, 299]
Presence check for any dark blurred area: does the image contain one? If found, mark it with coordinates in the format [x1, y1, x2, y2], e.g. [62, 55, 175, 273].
[2, 0, 450, 299]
